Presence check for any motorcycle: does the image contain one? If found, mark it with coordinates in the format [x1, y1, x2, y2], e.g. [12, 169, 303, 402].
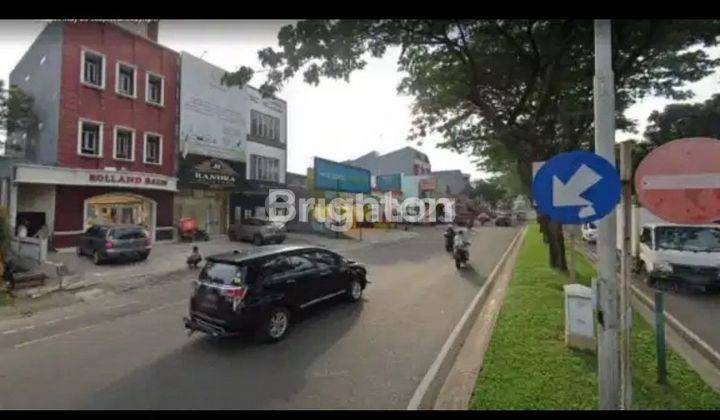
[178, 217, 210, 242]
[454, 242, 469, 269]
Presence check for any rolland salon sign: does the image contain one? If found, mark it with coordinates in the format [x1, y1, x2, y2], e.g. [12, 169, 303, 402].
[88, 173, 168, 187]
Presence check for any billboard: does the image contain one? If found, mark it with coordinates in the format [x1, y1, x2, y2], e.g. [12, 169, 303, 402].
[179, 52, 287, 162]
[313, 157, 371, 193]
[376, 173, 402, 192]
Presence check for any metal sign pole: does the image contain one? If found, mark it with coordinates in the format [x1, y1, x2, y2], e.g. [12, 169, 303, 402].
[619, 140, 634, 409]
[568, 225, 577, 284]
[594, 19, 621, 410]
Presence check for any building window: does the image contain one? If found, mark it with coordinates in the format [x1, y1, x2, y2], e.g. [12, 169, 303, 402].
[145, 72, 164, 106]
[116, 62, 136, 98]
[81, 49, 106, 89]
[113, 126, 135, 161]
[249, 154, 280, 182]
[77, 119, 103, 157]
[250, 110, 280, 141]
[143, 133, 162, 165]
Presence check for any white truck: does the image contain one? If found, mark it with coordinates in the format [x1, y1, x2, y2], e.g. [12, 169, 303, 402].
[618, 205, 720, 293]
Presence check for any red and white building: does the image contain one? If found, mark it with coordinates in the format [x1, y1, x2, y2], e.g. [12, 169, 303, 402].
[2, 21, 179, 248]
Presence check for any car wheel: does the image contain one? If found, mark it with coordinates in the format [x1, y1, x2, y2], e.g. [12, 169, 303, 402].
[76, 247, 83, 257]
[138, 252, 149, 261]
[92, 250, 103, 265]
[253, 235, 264, 246]
[258, 307, 291, 343]
[346, 279, 364, 302]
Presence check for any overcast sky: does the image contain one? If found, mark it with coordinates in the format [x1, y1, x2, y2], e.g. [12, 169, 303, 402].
[2, 20, 720, 180]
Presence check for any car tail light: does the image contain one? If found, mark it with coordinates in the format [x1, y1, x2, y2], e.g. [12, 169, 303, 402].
[104, 241, 114, 249]
[221, 287, 247, 300]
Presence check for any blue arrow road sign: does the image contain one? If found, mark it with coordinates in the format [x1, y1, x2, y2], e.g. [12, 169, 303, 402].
[532, 151, 621, 224]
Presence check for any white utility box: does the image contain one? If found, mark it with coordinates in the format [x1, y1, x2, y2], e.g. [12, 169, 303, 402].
[563, 284, 596, 351]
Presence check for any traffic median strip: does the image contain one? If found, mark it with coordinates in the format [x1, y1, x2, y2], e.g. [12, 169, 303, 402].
[469, 224, 720, 409]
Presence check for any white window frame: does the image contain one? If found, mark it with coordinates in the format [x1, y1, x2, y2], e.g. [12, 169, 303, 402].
[77, 118, 104, 158]
[113, 125, 135, 162]
[115, 61, 137, 99]
[145, 71, 165, 107]
[143, 132, 163, 165]
[80, 47, 106, 90]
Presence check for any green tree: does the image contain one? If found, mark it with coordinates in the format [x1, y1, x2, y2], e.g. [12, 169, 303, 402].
[471, 177, 507, 207]
[0, 80, 39, 156]
[224, 20, 720, 269]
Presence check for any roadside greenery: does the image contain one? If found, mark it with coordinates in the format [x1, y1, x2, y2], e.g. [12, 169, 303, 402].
[470, 224, 720, 409]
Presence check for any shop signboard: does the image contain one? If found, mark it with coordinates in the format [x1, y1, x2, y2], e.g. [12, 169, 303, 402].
[178, 155, 245, 190]
[313, 157, 371, 193]
[376, 173, 403, 192]
[419, 176, 437, 191]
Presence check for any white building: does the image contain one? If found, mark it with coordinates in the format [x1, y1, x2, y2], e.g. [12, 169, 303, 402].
[176, 52, 287, 233]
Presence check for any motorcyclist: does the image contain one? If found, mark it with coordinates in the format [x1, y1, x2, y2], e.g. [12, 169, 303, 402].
[453, 229, 469, 254]
[444, 226, 455, 251]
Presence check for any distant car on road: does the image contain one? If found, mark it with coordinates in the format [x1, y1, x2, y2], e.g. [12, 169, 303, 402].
[229, 218, 286, 246]
[76, 224, 152, 265]
[495, 213, 513, 227]
[581, 223, 597, 243]
[184, 245, 368, 342]
[477, 212, 491, 225]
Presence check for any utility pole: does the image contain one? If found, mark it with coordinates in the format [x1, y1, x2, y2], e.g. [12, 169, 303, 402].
[594, 19, 621, 410]
[619, 140, 634, 409]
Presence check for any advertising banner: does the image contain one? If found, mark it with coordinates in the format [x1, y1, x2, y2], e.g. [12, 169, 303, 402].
[313, 157, 371, 193]
[376, 173, 402, 192]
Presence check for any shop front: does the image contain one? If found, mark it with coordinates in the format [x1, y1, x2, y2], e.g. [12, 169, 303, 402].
[175, 154, 246, 236]
[229, 179, 287, 225]
[10, 164, 178, 249]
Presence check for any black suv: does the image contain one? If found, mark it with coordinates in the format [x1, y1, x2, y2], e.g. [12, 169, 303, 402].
[184, 245, 368, 343]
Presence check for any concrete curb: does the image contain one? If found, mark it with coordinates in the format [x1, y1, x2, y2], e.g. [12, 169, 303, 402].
[630, 284, 720, 372]
[406, 225, 527, 410]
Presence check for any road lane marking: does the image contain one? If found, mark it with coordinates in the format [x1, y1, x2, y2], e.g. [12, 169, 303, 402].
[2, 329, 17, 335]
[13, 299, 187, 349]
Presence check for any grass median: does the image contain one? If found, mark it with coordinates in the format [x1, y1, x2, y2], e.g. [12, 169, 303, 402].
[470, 224, 720, 409]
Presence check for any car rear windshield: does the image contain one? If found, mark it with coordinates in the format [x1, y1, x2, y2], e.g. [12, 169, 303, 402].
[110, 228, 147, 240]
[200, 261, 252, 286]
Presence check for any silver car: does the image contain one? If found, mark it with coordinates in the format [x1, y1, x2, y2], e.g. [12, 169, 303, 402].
[228, 218, 286, 246]
[76, 224, 152, 265]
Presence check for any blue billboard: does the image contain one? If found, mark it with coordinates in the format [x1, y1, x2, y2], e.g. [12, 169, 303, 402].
[376, 173, 402, 192]
[313, 157, 372, 193]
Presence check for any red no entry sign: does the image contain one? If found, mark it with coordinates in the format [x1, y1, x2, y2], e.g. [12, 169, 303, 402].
[635, 137, 720, 224]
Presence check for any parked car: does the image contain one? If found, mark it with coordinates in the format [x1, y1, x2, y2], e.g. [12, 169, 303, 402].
[637, 223, 720, 293]
[495, 213, 513, 227]
[76, 224, 152, 265]
[228, 218, 286, 246]
[581, 223, 598, 243]
[184, 245, 368, 342]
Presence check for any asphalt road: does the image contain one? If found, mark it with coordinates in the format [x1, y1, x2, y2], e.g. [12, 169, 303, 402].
[0, 225, 519, 409]
[583, 241, 720, 355]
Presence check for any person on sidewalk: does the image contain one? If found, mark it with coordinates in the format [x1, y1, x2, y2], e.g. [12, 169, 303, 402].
[187, 246, 203, 269]
[16, 220, 28, 238]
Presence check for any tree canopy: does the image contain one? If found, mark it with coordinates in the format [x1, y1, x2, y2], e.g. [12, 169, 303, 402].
[223, 20, 720, 269]
[0, 80, 38, 155]
[224, 20, 720, 193]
